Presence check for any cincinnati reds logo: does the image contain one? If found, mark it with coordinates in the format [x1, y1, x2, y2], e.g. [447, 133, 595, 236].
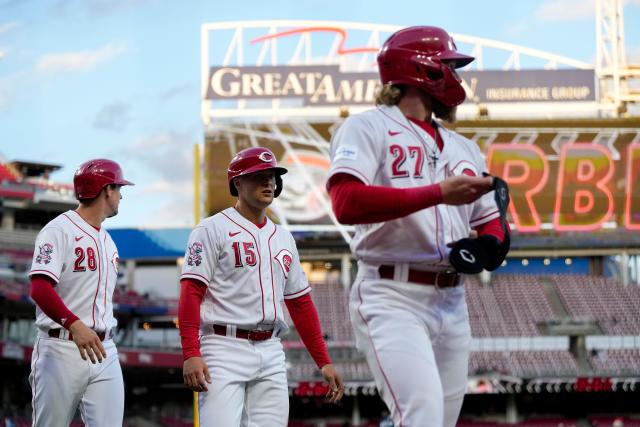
[258, 151, 273, 162]
[187, 242, 204, 266]
[111, 255, 119, 274]
[274, 249, 294, 279]
[35, 243, 54, 264]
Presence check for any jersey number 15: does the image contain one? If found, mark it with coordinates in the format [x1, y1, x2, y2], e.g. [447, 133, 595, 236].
[231, 241, 257, 268]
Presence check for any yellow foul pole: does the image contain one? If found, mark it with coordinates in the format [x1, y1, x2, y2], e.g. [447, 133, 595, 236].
[194, 143, 201, 226]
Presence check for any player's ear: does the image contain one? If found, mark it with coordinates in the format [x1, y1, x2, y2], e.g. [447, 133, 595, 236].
[233, 177, 241, 193]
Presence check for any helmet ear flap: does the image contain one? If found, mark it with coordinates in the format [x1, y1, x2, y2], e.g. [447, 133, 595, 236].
[229, 180, 238, 196]
[274, 174, 284, 197]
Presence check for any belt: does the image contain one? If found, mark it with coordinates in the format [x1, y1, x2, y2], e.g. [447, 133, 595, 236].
[378, 265, 461, 288]
[48, 328, 115, 342]
[212, 324, 273, 342]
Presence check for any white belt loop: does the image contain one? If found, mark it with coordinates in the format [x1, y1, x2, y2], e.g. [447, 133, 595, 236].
[227, 324, 236, 338]
[393, 263, 408, 281]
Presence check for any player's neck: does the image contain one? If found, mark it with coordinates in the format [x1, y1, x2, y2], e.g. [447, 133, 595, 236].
[75, 205, 106, 230]
[234, 201, 267, 226]
[397, 87, 433, 122]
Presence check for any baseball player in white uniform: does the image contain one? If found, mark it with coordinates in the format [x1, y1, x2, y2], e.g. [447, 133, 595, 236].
[327, 26, 510, 426]
[178, 147, 344, 427]
[28, 159, 133, 426]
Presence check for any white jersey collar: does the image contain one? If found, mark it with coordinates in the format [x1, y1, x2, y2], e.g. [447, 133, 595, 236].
[65, 210, 103, 236]
[227, 207, 274, 235]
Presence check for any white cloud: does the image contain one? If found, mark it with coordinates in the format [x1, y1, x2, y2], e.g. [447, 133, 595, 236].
[127, 129, 196, 182]
[35, 43, 126, 74]
[535, 0, 595, 21]
[505, 20, 530, 37]
[93, 101, 131, 132]
[0, 21, 18, 34]
[0, 49, 5, 60]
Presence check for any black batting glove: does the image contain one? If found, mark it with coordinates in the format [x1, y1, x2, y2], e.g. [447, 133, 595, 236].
[449, 238, 488, 274]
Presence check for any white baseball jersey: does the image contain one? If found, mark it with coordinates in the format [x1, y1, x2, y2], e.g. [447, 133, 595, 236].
[29, 210, 119, 332]
[180, 207, 311, 332]
[328, 104, 500, 267]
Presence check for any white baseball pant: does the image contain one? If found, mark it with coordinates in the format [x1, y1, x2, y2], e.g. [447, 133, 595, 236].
[349, 262, 471, 427]
[30, 334, 124, 427]
[197, 334, 289, 427]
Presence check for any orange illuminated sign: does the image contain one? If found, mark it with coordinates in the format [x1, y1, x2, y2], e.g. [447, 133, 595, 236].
[487, 142, 635, 233]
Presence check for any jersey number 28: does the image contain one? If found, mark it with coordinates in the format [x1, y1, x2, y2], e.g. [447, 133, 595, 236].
[74, 247, 97, 272]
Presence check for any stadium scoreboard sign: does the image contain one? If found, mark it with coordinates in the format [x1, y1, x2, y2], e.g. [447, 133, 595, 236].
[205, 66, 596, 106]
[483, 137, 640, 232]
[204, 121, 640, 234]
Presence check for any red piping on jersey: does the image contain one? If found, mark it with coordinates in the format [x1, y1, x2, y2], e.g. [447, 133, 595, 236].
[267, 226, 278, 324]
[284, 285, 310, 298]
[180, 272, 209, 286]
[434, 198, 444, 263]
[450, 160, 476, 173]
[101, 235, 109, 331]
[221, 211, 265, 323]
[30, 269, 60, 281]
[31, 338, 41, 425]
[63, 213, 102, 330]
[356, 280, 404, 426]
[471, 209, 500, 224]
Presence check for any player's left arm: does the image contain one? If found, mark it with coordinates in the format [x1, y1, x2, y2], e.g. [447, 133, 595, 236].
[449, 144, 511, 273]
[283, 238, 344, 402]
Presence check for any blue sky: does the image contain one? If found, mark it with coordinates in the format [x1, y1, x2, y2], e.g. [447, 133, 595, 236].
[0, 0, 639, 228]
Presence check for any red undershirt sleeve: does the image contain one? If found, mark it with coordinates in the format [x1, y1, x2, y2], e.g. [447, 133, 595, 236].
[30, 275, 79, 329]
[285, 293, 332, 369]
[327, 173, 443, 224]
[179, 278, 207, 361]
[474, 216, 509, 243]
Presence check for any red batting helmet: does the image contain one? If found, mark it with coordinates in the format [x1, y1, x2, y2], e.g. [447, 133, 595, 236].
[227, 147, 288, 197]
[377, 26, 474, 107]
[74, 159, 134, 200]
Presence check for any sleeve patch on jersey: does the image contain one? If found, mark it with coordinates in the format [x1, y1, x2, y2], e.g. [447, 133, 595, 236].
[274, 249, 293, 279]
[35, 243, 54, 264]
[111, 254, 120, 274]
[335, 145, 358, 161]
[187, 242, 204, 266]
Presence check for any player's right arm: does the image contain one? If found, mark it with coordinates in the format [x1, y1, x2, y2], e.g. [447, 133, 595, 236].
[30, 226, 106, 363]
[327, 114, 493, 224]
[328, 173, 492, 224]
[178, 225, 217, 392]
[180, 279, 211, 392]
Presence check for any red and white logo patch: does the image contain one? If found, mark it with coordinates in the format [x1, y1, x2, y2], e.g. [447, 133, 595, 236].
[274, 249, 294, 278]
[111, 254, 120, 274]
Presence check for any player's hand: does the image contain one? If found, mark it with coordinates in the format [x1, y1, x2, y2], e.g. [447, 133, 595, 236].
[183, 357, 212, 392]
[439, 175, 494, 205]
[320, 364, 345, 403]
[69, 320, 107, 364]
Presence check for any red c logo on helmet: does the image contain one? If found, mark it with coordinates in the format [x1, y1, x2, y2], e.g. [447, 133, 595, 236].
[258, 152, 273, 162]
